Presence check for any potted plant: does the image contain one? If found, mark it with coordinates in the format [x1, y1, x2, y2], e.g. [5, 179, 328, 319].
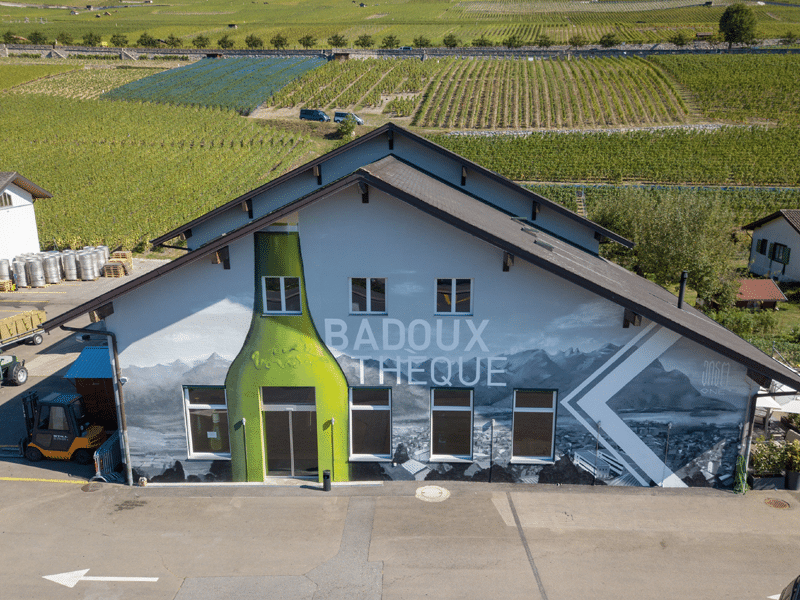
[786, 440, 800, 491]
[749, 437, 786, 489]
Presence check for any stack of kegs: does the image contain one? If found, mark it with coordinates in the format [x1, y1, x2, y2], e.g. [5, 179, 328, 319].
[5, 245, 122, 287]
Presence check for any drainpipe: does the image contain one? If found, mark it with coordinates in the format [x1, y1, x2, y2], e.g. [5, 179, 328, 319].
[61, 325, 133, 487]
[677, 270, 689, 309]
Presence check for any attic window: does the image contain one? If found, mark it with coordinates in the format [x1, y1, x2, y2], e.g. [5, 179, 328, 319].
[0, 192, 11, 207]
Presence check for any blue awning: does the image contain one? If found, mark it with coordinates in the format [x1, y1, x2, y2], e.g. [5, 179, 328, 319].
[64, 346, 113, 380]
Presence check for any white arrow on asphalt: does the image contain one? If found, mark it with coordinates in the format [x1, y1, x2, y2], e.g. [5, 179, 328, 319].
[43, 569, 158, 588]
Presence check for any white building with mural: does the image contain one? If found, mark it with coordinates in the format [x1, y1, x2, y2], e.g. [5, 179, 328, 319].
[45, 125, 800, 488]
[0, 172, 50, 263]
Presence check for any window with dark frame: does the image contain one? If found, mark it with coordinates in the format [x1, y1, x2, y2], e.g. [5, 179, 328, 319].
[262, 276, 301, 314]
[349, 387, 391, 459]
[350, 278, 386, 314]
[183, 386, 230, 458]
[512, 390, 557, 461]
[436, 278, 472, 314]
[771, 243, 791, 265]
[430, 388, 473, 460]
[756, 239, 768, 255]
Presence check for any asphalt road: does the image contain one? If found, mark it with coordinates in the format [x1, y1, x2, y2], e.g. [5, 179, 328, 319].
[1, 258, 799, 600]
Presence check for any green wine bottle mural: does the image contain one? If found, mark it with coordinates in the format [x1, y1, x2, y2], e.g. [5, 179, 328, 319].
[225, 231, 350, 482]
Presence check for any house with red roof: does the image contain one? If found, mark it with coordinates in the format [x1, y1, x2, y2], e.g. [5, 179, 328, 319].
[735, 279, 787, 310]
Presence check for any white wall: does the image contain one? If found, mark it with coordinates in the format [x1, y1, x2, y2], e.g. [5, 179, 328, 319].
[0, 184, 40, 262]
[750, 218, 800, 282]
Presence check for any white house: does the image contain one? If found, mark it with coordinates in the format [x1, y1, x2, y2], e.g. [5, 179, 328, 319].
[43, 125, 800, 489]
[745, 209, 800, 282]
[0, 172, 51, 263]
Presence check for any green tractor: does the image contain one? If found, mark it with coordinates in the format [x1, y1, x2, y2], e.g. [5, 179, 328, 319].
[0, 354, 28, 386]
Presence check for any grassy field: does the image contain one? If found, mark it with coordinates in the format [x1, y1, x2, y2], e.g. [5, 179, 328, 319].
[2, 0, 800, 49]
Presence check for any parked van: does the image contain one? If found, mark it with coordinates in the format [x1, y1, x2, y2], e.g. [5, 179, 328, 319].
[333, 112, 364, 126]
[299, 109, 330, 122]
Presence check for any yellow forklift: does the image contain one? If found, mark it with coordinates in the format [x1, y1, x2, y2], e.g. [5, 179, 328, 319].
[21, 392, 106, 464]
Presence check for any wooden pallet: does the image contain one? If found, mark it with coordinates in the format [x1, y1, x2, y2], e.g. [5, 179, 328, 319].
[110, 252, 133, 274]
[0, 280, 13, 292]
[103, 263, 126, 278]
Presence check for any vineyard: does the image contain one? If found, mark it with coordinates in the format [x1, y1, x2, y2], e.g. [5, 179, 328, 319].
[0, 64, 78, 90]
[102, 57, 326, 115]
[430, 127, 800, 185]
[650, 54, 800, 126]
[0, 95, 314, 249]
[6, 64, 165, 100]
[1, 0, 799, 50]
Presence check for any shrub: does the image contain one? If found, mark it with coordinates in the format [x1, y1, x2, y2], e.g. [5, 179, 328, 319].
[245, 34, 263, 49]
[413, 35, 431, 48]
[110, 33, 128, 47]
[472, 35, 493, 47]
[781, 31, 798, 45]
[598, 33, 619, 48]
[337, 114, 357, 139]
[270, 33, 288, 50]
[503, 34, 524, 48]
[354, 34, 373, 49]
[568, 34, 588, 49]
[536, 35, 554, 48]
[381, 34, 400, 49]
[192, 35, 209, 49]
[137, 32, 159, 48]
[298, 34, 316, 49]
[749, 437, 785, 476]
[709, 308, 777, 338]
[442, 33, 459, 48]
[218, 34, 235, 49]
[82, 32, 101, 47]
[56, 31, 73, 45]
[668, 32, 692, 47]
[28, 31, 47, 45]
[327, 34, 347, 48]
[786, 441, 800, 472]
[165, 34, 182, 48]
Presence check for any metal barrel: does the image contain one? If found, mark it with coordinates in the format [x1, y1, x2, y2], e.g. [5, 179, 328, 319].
[26, 258, 46, 288]
[44, 254, 61, 284]
[0, 258, 9, 280]
[62, 251, 78, 281]
[12, 258, 27, 287]
[78, 252, 96, 281]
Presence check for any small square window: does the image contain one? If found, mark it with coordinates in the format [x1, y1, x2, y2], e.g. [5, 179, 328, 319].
[756, 239, 768, 255]
[436, 278, 472, 314]
[430, 388, 473, 461]
[183, 386, 230, 458]
[351, 278, 386, 314]
[262, 276, 302, 314]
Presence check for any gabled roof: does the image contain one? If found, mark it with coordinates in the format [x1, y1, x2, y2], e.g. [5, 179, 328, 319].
[0, 172, 52, 199]
[150, 123, 633, 249]
[43, 154, 800, 391]
[744, 209, 800, 235]
[737, 279, 787, 303]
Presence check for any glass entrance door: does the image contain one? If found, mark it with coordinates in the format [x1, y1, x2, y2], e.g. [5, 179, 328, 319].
[262, 387, 318, 477]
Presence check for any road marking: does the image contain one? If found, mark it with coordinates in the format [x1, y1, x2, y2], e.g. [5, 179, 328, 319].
[0, 477, 86, 484]
[44, 569, 159, 588]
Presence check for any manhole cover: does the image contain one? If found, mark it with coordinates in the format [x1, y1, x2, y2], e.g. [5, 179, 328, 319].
[415, 485, 450, 503]
[81, 482, 103, 493]
[764, 498, 790, 509]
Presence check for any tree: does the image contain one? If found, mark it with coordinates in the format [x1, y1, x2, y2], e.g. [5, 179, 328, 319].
[568, 34, 588, 49]
[336, 114, 357, 139]
[110, 33, 128, 47]
[354, 34, 373, 48]
[598, 33, 619, 48]
[502, 33, 524, 48]
[442, 33, 459, 48]
[28, 30, 46, 44]
[591, 190, 738, 307]
[82, 32, 101, 47]
[535, 34, 553, 48]
[192, 35, 210, 49]
[327, 33, 347, 48]
[245, 34, 264, 48]
[380, 34, 400, 49]
[413, 35, 431, 48]
[56, 31, 73, 45]
[218, 34, 235, 49]
[667, 31, 691, 47]
[471, 34, 493, 47]
[298, 34, 316, 48]
[781, 30, 799, 45]
[719, 3, 757, 49]
[137, 32, 158, 47]
[165, 34, 182, 48]
[270, 33, 288, 50]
